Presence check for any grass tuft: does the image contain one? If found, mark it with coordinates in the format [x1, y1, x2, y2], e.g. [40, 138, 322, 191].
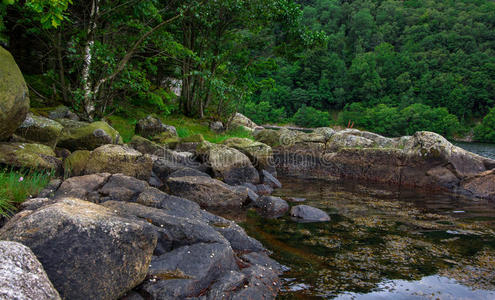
[0, 169, 52, 217]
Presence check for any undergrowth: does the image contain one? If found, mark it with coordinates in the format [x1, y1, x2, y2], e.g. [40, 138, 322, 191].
[0, 169, 52, 217]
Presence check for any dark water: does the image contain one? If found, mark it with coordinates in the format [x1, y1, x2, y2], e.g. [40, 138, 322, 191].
[454, 141, 495, 160]
[240, 178, 495, 299]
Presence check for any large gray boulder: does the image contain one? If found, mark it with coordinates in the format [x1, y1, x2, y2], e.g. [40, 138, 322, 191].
[0, 241, 61, 300]
[223, 137, 275, 173]
[196, 141, 260, 184]
[0, 46, 30, 141]
[167, 175, 248, 208]
[0, 198, 158, 300]
[254, 196, 289, 219]
[14, 113, 64, 148]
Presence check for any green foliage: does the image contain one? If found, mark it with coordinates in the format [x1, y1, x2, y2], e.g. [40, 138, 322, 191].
[0, 169, 52, 217]
[338, 103, 461, 138]
[292, 105, 331, 128]
[475, 107, 495, 143]
[242, 101, 286, 125]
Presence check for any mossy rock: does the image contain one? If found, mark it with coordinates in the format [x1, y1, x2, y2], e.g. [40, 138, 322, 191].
[57, 119, 122, 151]
[14, 113, 63, 148]
[151, 131, 178, 144]
[31, 106, 79, 121]
[0, 46, 30, 141]
[0, 142, 61, 170]
[180, 134, 204, 143]
[253, 129, 285, 147]
[64, 150, 91, 177]
[128, 135, 164, 155]
[222, 137, 273, 171]
[84, 145, 153, 180]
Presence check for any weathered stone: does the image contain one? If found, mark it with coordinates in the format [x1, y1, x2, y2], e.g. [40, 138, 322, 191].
[234, 185, 259, 204]
[209, 121, 224, 132]
[14, 113, 63, 148]
[99, 174, 149, 202]
[129, 135, 164, 155]
[290, 205, 331, 222]
[37, 178, 62, 198]
[0, 241, 61, 300]
[152, 149, 207, 181]
[176, 134, 205, 152]
[0, 198, 158, 300]
[64, 150, 91, 176]
[57, 119, 122, 151]
[254, 196, 289, 219]
[0, 142, 61, 170]
[136, 115, 177, 138]
[327, 131, 375, 151]
[313, 127, 336, 141]
[41, 105, 79, 121]
[461, 170, 495, 200]
[231, 113, 260, 131]
[55, 173, 111, 201]
[261, 169, 282, 188]
[196, 141, 260, 184]
[167, 175, 248, 208]
[256, 184, 274, 196]
[142, 243, 238, 299]
[223, 137, 275, 173]
[84, 144, 153, 180]
[0, 46, 30, 141]
[168, 167, 211, 179]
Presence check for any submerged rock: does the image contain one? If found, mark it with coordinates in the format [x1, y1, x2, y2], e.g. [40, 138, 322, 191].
[254, 196, 289, 219]
[0, 198, 158, 300]
[0, 46, 30, 141]
[0, 241, 61, 300]
[290, 205, 331, 222]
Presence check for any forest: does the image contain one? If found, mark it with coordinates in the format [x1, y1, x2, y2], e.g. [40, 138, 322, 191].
[1, 0, 495, 141]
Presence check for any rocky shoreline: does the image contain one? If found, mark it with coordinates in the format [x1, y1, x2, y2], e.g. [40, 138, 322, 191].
[1, 45, 494, 299]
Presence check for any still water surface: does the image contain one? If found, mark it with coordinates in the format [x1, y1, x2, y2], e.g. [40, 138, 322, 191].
[240, 178, 495, 299]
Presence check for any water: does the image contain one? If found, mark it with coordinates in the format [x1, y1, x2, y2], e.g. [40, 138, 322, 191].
[454, 141, 495, 160]
[239, 178, 495, 299]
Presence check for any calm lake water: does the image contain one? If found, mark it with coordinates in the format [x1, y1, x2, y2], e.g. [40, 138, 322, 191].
[240, 178, 495, 299]
[454, 141, 495, 160]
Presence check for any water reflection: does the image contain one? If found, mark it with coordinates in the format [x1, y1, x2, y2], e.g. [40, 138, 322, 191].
[240, 178, 495, 299]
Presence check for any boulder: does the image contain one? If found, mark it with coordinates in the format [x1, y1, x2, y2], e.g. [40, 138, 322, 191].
[168, 167, 211, 179]
[336, 129, 397, 148]
[256, 184, 274, 196]
[40, 105, 79, 121]
[57, 119, 122, 151]
[0, 142, 61, 170]
[461, 170, 495, 200]
[142, 243, 238, 299]
[196, 141, 260, 184]
[261, 169, 282, 188]
[135, 115, 177, 138]
[254, 129, 285, 147]
[290, 205, 330, 222]
[128, 135, 164, 155]
[313, 127, 336, 141]
[64, 150, 91, 177]
[0, 198, 158, 300]
[167, 175, 248, 208]
[84, 144, 153, 180]
[254, 196, 289, 219]
[176, 134, 204, 152]
[231, 113, 260, 131]
[0, 241, 61, 300]
[404, 131, 489, 177]
[223, 137, 275, 173]
[327, 131, 375, 151]
[209, 121, 224, 132]
[152, 149, 207, 181]
[55, 173, 111, 201]
[14, 113, 63, 148]
[0, 46, 30, 141]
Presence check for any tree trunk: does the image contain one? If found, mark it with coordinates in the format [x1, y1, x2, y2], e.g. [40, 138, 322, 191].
[81, 0, 99, 120]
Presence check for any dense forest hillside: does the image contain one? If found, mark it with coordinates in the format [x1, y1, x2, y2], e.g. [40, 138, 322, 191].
[1, 0, 494, 141]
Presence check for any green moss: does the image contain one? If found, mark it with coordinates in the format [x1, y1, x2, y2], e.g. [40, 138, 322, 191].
[0, 143, 60, 170]
[58, 119, 122, 151]
[64, 150, 91, 177]
[106, 115, 136, 143]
